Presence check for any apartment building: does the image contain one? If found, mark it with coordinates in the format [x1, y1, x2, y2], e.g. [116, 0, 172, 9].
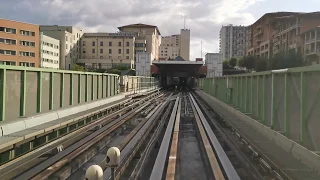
[40, 33, 60, 69]
[40, 25, 83, 70]
[0, 18, 39, 67]
[77, 32, 136, 70]
[219, 25, 248, 61]
[247, 12, 299, 58]
[118, 24, 161, 61]
[159, 29, 190, 61]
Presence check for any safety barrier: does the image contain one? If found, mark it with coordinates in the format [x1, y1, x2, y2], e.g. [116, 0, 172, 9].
[199, 64, 320, 152]
[0, 65, 119, 121]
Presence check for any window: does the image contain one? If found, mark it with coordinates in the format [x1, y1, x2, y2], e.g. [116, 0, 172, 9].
[126, 56, 129, 59]
[1, 50, 16, 55]
[82, 41, 86, 46]
[92, 41, 95, 46]
[126, 42, 129, 47]
[19, 51, 35, 57]
[126, 49, 129, 54]
[0, 61, 16, 65]
[100, 41, 103, 46]
[109, 42, 112, 46]
[1, 38, 16, 45]
[135, 43, 144, 47]
[92, 49, 95, 53]
[4, 28, 16, 34]
[100, 49, 103, 53]
[118, 42, 121, 47]
[118, 49, 121, 54]
[100, 56, 103, 59]
[83, 50, 86, 54]
[109, 49, 112, 54]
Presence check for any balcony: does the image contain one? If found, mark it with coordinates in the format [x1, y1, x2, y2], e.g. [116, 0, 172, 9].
[254, 30, 263, 37]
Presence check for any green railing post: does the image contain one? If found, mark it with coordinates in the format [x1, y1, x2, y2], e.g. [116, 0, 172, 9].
[49, 72, 54, 110]
[91, 75, 94, 100]
[262, 75, 266, 124]
[284, 73, 289, 136]
[60, 73, 64, 108]
[101, 75, 104, 98]
[78, 74, 81, 104]
[70, 73, 73, 105]
[96, 75, 99, 99]
[271, 73, 276, 128]
[20, 70, 27, 116]
[37, 71, 42, 113]
[0, 69, 6, 121]
[300, 72, 306, 143]
[85, 74, 88, 102]
[256, 76, 259, 119]
[250, 76, 253, 114]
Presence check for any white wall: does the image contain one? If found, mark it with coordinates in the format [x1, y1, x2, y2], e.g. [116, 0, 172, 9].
[40, 33, 60, 69]
[205, 53, 223, 77]
[136, 52, 153, 77]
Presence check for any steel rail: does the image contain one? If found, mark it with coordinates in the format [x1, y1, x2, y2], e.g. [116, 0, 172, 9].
[12, 93, 162, 180]
[149, 94, 180, 180]
[189, 93, 240, 180]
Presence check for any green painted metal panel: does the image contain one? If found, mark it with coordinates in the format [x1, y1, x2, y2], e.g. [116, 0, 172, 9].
[70, 74, 73, 105]
[49, 72, 54, 110]
[300, 72, 306, 143]
[96, 75, 99, 99]
[78, 74, 81, 104]
[284, 73, 289, 136]
[0, 69, 6, 121]
[256, 76, 259, 119]
[101, 75, 104, 98]
[91, 75, 94, 100]
[85, 74, 88, 102]
[37, 71, 42, 113]
[60, 73, 64, 108]
[20, 70, 27, 116]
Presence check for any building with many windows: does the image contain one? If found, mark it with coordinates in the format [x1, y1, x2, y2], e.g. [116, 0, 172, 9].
[219, 24, 248, 61]
[118, 24, 161, 62]
[39, 25, 83, 70]
[40, 33, 60, 69]
[78, 32, 136, 70]
[0, 18, 39, 67]
[159, 29, 190, 61]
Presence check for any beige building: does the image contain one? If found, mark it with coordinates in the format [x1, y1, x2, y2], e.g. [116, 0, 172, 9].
[118, 24, 161, 62]
[40, 33, 60, 69]
[39, 25, 84, 70]
[78, 32, 136, 70]
[159, 29, 190, 60]
[0, 18, 40, 67]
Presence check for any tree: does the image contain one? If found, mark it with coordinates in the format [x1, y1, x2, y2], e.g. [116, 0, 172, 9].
[223, 60, 230, 69]
[243, 55, 256, 70]
[229, 57, 237, 68]
[269, 50, 303, 70]
[238, 57, 245, 68]
[255, 57, 268, 72]
[71, 64, 85, 72]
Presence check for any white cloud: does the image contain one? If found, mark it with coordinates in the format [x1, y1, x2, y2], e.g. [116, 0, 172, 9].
[0, 0, 262, 61]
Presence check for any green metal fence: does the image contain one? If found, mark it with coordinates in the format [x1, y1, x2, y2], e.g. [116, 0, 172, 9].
[199, 65, 320, 151]
[0, 65, 120, 122]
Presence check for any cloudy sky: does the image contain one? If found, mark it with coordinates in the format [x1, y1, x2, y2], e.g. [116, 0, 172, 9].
[1, 0, 320, 60]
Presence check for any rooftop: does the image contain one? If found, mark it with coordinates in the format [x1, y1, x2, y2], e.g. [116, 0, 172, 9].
[118, 23, 161, 35]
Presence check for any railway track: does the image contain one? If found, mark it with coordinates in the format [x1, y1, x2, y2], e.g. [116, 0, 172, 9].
[1, 91, 163, 180]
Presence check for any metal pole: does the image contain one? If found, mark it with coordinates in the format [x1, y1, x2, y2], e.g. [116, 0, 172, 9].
[111, 168, 115, 180]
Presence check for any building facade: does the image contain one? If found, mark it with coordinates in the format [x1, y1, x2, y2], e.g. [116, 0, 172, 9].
[0, 18, 39, 67]
[205, 53, 223, 77]
[40, 25, 84, 70]
[247, 12, 299, 58]
[118, 24, 161, 62]
[219, 25, 248, 61]
[78, 32, 136, 70]
[159, 29, 190, 61]
[40, 33, 60, 69]
[136, 52, 153, 77]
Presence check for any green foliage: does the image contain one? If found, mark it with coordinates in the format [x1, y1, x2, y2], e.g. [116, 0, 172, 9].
[238, 57, 245, 68]
[106, 69, 121, 75]
[255, 57, 268, 72]
[229, 57, 237, 68]
[223, 60, 229, 69]
[269, 50, 303, 70]
[71, 64, 85, 72]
